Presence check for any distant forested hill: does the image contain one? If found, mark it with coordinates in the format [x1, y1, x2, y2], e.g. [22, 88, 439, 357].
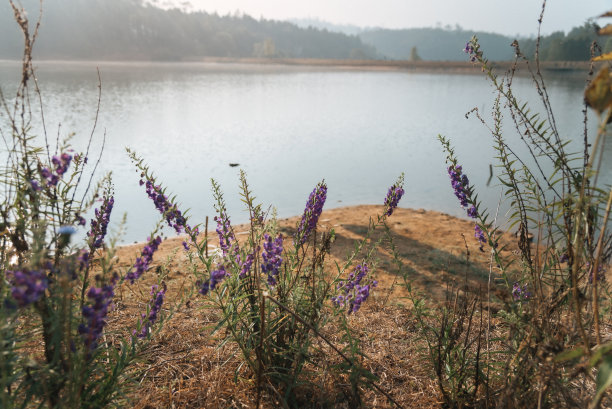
[1, 1, 606, 62]
[359, 28, 515, 61]
[358, 24, 604, 61]
[0, 0, 376, 60]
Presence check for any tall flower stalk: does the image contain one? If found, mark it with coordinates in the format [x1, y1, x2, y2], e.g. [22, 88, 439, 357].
[294, 181, 327, 246]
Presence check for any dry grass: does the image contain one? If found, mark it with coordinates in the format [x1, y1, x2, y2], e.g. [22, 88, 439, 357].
[101, 205, 523, 408]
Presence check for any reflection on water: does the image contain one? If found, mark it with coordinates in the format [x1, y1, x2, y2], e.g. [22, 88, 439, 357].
[0, 61, 607, 243]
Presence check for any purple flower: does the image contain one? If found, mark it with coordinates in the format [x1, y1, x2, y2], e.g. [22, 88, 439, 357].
[463, 41, 474, 55]
[295, 181, 327, 246]
[126, 236, 162, 284]
[6, 269, 48, 307]
[464, 39, 482, 63]
[87, 195, 114, 250]
[135, 284, 166, 338]
[76, 215, 87, 226]
[238, 251, 256, 279]
[41, 167, 51, 179]
[52, 153, 72, 176]
[78, 249, 90, 271]
[448, 164, 488, 250]
[448, 165, 470, 209]
[383, 184, 405, 217]
[40, 152, 72, 187]
[351, 284, 375, 313]
[474, 225, 486, 252]
[332, 264, 377, 314]
[142, 179, 190, 234]
[199, 265, 229, 296]
[262, 234, 283, 286]
[215, 211, 237, 257]
[30, 179, 42, 192]
[512, 282, 531, 301]
[78, 274, 118, 350]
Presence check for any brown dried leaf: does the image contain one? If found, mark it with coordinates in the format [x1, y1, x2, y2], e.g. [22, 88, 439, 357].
[585, 67, 612, 114]
[593, 51, 612, 62]
[598, 24, 612, 36]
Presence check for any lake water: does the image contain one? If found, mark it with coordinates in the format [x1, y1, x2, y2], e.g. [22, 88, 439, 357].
[0, 61, 608, 243]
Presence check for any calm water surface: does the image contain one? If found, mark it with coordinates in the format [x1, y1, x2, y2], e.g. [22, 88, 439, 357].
[0, 61, 607, 243]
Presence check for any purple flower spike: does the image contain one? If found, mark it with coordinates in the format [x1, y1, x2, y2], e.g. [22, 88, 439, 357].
[262, 234, 283, 286]
[295, 181, 327, 246]
[136, 284, 166, 339]
[78, 274, 118, 351]
[126, 236, 162, 284]
[239, 251, 256, 279]
[30, 179, 42, 192]
[7, 269, 48, 307]
[215, 211, 237, 257]
[332, 264, 377, 314]
[87, 195, 114, 251]
[463, 38, 482, 62]
[351, 283, 375, 313]
[199, 265, 229, 296]
[512, 282, 531, 301]
[383, 184, 405, 217]
[142, 179, 190, 234]
[40, 152, 72, 187]
[474, 225, 486, 252]
[448, 165, 471, 209]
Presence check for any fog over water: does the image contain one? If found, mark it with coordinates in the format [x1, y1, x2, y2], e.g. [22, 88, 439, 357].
[0, 61, 607, 243]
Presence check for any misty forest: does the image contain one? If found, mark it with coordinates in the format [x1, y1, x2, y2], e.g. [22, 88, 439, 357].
[0, 0, 609, 61]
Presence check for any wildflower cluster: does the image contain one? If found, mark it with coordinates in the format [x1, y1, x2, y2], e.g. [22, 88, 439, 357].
[238, 251, 255, 278]
[215, 210, 236, 256]
[463, 37, 482, 63]
[512, 282, 531, 301]
[448, 165, 470, 208]
[79, 274, 118, 351]
[142, 178, 188, 234]
[295, 181, 327, 245]
[383, 183, 405, 217]
[36, 152, 73, 188]
[447, 164, 486, 251]
[474, 225, 486, 250]
[332, 263, 377, 314]
[6, 269, 48, 307]
[262, 234, 283, 286]
[199, 265, 228, 296]
[197, 211, 238, 295]
[135, 284, 166, 338]
[126, 236, 162, 284]
[87, 195, 114, 250]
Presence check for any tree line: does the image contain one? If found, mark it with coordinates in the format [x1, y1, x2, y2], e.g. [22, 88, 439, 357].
[0, 0, 606, 62]
[359, 24, 607, 61]
[0, 0, 376, 60]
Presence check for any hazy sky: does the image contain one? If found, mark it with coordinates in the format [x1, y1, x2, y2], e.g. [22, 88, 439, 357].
[170, 0, 610, 36]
